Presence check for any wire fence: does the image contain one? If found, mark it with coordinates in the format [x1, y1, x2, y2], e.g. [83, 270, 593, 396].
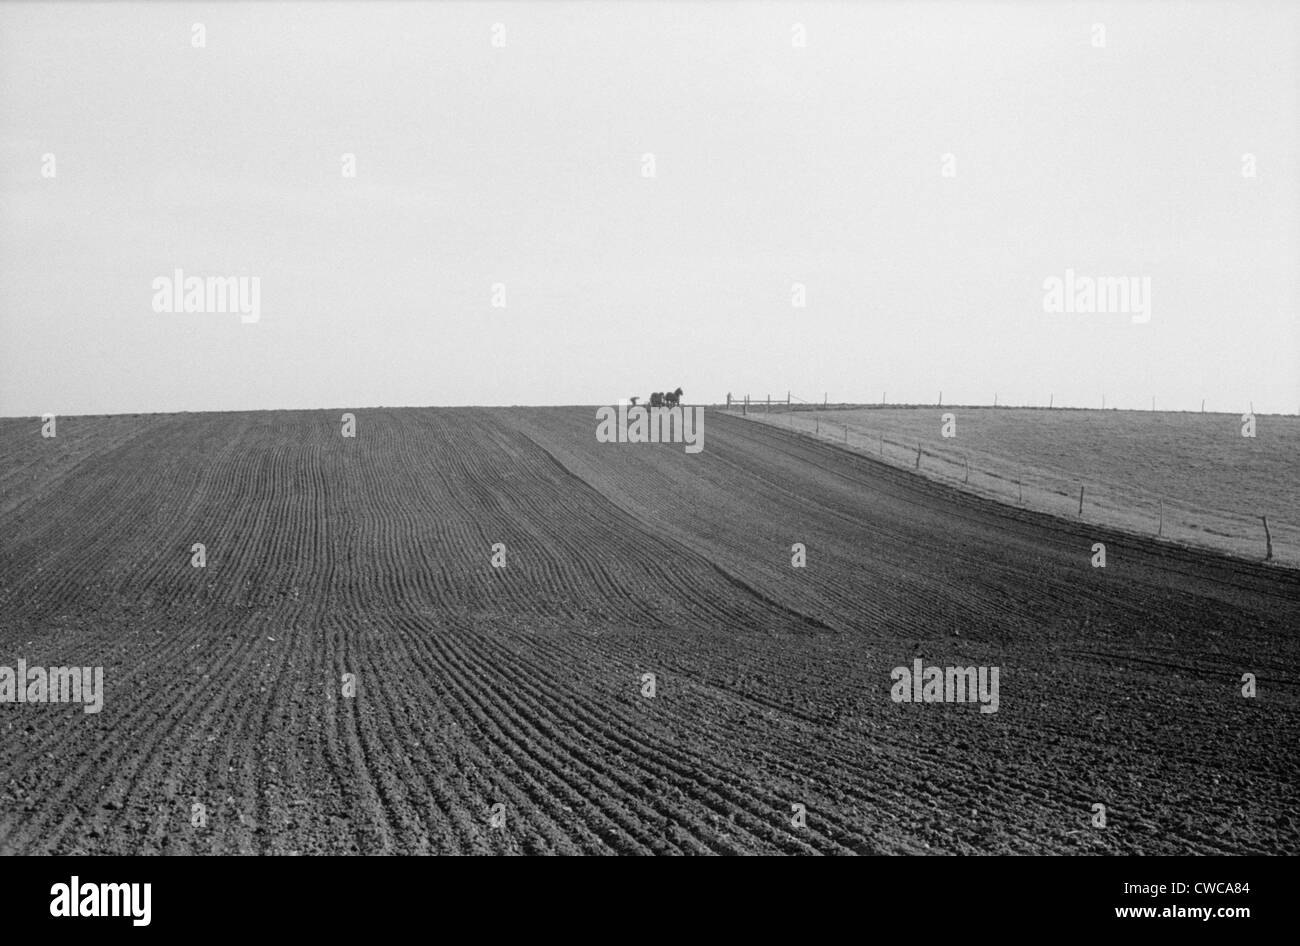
[724, 397, 1294, 568]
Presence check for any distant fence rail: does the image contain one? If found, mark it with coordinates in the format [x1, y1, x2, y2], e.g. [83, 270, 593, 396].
[727, 402, 1294, 568]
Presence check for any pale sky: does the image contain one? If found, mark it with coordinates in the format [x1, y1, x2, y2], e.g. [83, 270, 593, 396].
[1, 1, 1296, 415]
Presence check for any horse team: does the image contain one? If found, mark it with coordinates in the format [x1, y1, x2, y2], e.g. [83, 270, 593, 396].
[630, 387, 683, 409]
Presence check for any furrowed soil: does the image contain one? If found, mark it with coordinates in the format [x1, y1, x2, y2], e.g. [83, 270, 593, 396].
[1, 407, 1296, 855]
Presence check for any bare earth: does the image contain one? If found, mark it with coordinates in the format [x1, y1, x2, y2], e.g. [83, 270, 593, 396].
[1, 407, 1296, 854]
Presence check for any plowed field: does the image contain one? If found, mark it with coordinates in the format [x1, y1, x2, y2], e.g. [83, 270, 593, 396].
[1, 408, 1297, 854]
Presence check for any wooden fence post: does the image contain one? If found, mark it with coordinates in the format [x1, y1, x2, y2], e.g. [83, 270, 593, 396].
[1078, 486, 1085, 516]
[915, 444, 922, 469]
[1018, 476, 1022, 503]
[1262, 516, 1274, 561]
[964, 456, 969, 484]
[1158, 499, 1163, 537]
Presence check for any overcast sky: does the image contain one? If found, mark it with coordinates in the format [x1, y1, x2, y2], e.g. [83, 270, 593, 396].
[1, 1, 1296, 415]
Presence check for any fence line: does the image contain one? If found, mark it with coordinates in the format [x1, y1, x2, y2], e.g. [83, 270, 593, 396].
[731, 407, 1291, 566]
[722, 393, 1299, 416]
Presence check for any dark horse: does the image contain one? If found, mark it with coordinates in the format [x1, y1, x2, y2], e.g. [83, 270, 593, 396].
[648, 388, 682, 408]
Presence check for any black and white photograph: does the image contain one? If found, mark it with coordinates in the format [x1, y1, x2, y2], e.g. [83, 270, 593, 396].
[0, 0, 1295, 923]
